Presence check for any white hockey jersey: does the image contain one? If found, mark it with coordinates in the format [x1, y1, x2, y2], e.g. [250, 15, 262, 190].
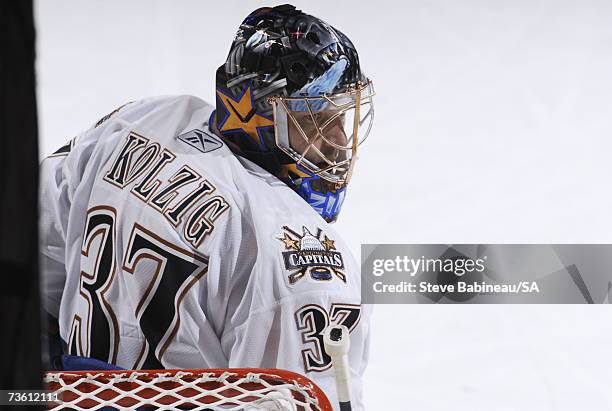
[39, 95, 370, 410]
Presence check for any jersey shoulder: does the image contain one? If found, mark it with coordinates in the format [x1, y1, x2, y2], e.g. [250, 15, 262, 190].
[98, 94, 210, 126]
[216, 160, 359, 299]
[44, 94, 212, 163]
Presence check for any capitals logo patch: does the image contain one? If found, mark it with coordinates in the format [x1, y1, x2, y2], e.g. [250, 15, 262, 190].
[278, 226, 346, 285]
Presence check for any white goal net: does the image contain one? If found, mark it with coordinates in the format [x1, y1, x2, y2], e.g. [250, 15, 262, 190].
[44, 368, 332, 411]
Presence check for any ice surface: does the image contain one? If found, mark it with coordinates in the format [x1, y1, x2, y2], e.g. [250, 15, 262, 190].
[35, 1, 612, 409]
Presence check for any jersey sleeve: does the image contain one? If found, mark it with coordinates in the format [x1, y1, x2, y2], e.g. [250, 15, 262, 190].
[224, 292, 371, 411]
[38, 100, 137, 317]
[207, 207, 370, 410]
[39, 152, 70, 318]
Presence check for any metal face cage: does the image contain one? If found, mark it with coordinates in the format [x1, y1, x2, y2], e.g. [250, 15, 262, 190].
[270, 80, 375, 185]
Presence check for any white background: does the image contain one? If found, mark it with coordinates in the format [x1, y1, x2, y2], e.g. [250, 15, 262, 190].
[35, 1, 612, 409]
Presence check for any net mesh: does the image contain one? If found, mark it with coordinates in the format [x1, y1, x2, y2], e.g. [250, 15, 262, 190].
[44, 368, 332, 411]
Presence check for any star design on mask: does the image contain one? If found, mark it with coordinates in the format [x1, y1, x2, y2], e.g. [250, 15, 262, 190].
[216, 85, 274, 147]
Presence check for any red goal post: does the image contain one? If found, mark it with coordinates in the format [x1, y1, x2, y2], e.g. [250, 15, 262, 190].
[44, 368, 333, 410]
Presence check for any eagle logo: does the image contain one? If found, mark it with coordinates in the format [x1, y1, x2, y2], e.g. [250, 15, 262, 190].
[278, 226, 346, 285]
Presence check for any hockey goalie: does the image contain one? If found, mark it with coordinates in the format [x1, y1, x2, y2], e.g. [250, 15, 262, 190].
[39, 4, 374, 410]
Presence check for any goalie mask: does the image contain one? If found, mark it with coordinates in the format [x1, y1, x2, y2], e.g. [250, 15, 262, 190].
[213, 4, 375, 222]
